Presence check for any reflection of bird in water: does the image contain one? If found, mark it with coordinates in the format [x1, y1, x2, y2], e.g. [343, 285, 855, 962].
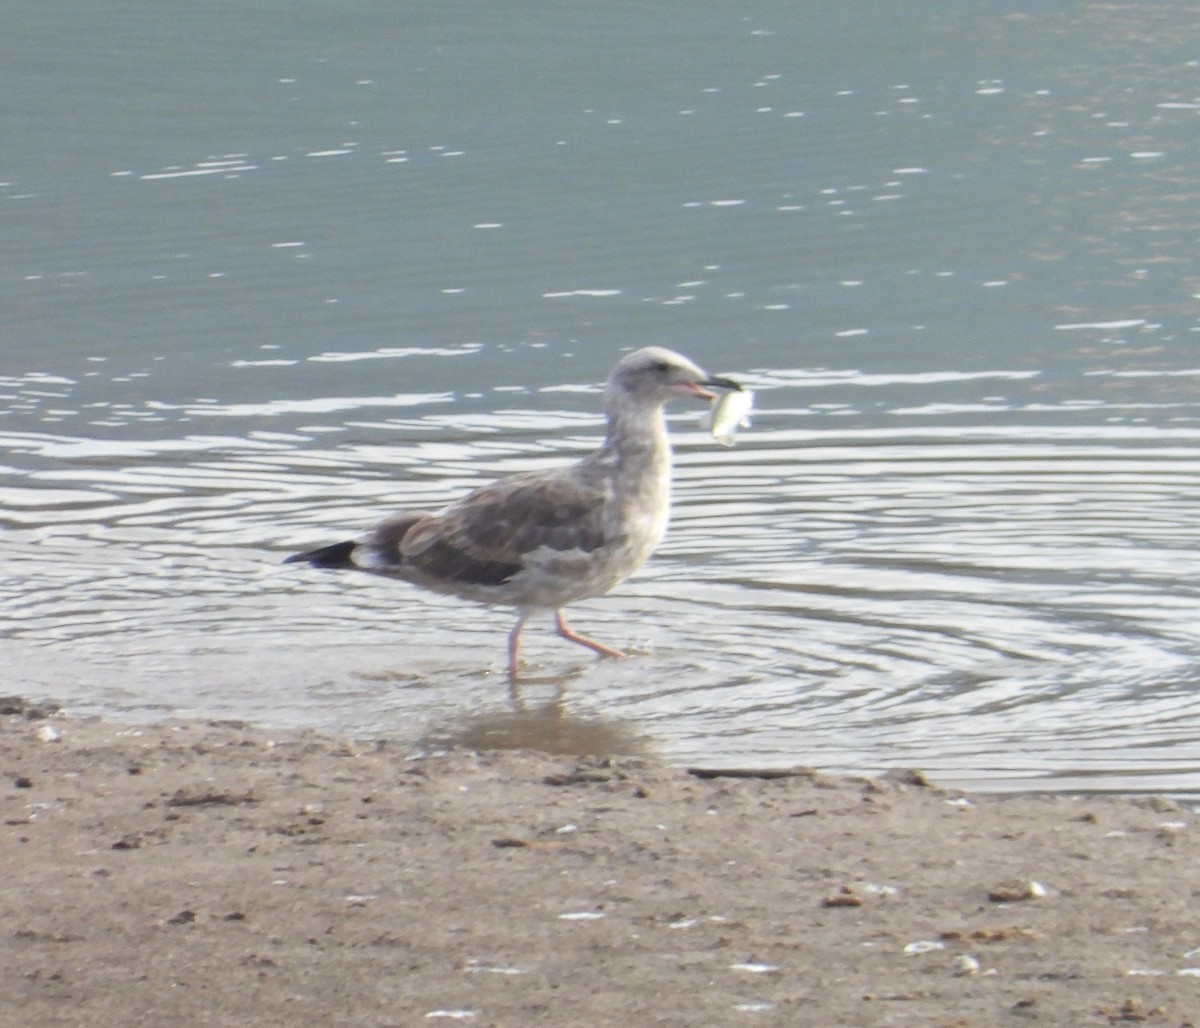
[285, 347, 742, 678]
[421, 702, 653, 759]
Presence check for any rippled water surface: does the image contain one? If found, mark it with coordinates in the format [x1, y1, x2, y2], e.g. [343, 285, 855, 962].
[5, 0, 1200, 794]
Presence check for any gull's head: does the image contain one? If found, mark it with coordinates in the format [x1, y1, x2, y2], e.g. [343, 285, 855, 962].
[605, 346, 741, 412]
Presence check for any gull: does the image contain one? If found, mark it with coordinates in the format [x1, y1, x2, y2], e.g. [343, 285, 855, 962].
[284, 346, 742, 677]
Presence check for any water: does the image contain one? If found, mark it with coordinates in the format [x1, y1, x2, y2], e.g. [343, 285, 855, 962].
[4, 0, 1200, 794]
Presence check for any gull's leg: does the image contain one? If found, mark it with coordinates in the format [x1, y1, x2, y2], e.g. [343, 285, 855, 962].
[508, 615, 528, 678]
[554, 610, 626, 660]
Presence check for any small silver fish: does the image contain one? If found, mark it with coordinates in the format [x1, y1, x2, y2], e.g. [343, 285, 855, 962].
[707, 388, 754, 446]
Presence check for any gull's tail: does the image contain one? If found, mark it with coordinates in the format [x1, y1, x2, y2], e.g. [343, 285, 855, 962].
[284, 513, 430, 572]
[283, 540, 357, 568]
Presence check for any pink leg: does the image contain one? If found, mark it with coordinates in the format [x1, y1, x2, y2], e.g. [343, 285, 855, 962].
[554, 610, 625, 660]
[508, 616, 527, 678]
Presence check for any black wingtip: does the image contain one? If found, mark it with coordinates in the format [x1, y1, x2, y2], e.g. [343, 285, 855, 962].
[283, 540, 357, 569]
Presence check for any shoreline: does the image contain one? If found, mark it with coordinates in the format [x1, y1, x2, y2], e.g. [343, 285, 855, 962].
[4, 701, 1200, 1026]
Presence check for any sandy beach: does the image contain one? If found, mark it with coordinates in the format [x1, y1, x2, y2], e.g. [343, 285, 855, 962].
[3, 697, 1198, 1027]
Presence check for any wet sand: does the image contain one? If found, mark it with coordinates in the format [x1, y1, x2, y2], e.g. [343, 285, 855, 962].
[3, 699, 1198, 1027]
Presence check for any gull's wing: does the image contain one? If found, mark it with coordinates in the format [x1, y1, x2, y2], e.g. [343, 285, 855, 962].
[389, 471, 609, 587]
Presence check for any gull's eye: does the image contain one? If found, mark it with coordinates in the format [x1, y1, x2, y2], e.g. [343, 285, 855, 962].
[651, 359, 671, 373]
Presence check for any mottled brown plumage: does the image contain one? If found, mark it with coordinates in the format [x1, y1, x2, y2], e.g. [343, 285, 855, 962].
[285, 347, 741, 677]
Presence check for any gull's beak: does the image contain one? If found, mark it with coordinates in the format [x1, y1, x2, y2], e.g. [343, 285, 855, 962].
[703, 375, 743, 392]
[677, 374, 742, 402]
